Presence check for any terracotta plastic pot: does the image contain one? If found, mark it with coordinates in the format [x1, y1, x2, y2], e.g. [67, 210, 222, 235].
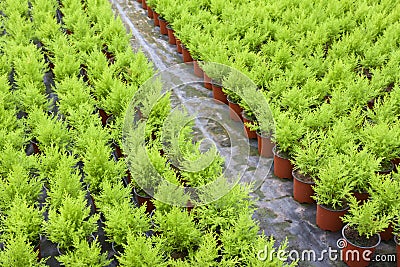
[272, 146, 293, 178]
[153, 11, 160, 26]
[242, 112, 257, 139]
[193, 60, 204, 78]
[392, 158, 400, 172]
[292, 169, 315, 204]
[316, 204, 348, 232]
[352, 191, 369, 205]
[203, 72, 212, 90]
[98, 108, 111, 126]
[379, 224, 393, 241]
[113, 142, 123, 159]
[133, 188, 155, 213]
[141, 0, 147, 10]
[31, 140, 40, 154]
[257, 133, 274, 158]
[395, 235, 400, 267]
[166, 25, 176, 45]
[176, 38, 182, 53]
[146, 6, 153, 18]
[158, 17, 168, 35]
[341, 224, 381, 267]
[181, 44, 193, 63]
[211, 82, 228, 105]
[227, 97, 243, 122]
[377, 161, 394, 175]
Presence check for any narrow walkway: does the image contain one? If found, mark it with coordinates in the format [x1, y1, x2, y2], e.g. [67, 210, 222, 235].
[110, 1, 395, 266]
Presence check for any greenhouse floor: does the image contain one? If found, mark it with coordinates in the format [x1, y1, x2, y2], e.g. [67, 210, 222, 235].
[107, 0, 397, 266]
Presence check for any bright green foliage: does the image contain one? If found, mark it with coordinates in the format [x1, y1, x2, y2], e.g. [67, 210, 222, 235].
[0, 164, 42, 209]
[312, 154, 355, 210]
[155, 207, 201, 253]
[103, 202, 150, 245]
[0, 196, 42, 243]
[369, 173, 400, 215]
[118, 234, 168, 267]
[0, 235, 45, 267]
[220, 211, 259, 260]
[57, 239, 111, 267]
[44, 195, 99, 250]
[94, 180, 132, 213]
[342, 198, 391, 239]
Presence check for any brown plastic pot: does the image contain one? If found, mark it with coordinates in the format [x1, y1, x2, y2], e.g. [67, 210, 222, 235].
[153, 11, 160, 26]
[166, 25, 176, 45]
[272, 146, 293, 178]
[203, 72, 212, 90]
[392, 157, 400, 172]
[292, 169, 315, 204]
[181, 44, 193, 63]
[211, 82, 228, 105]
[395, 235, 400, 267]
[316, 204, 348, 232]
[193, 60, 204, 78]
[158, 17, 168, 35]
[377, 160, 394, 175]
[257, 133, 274, 157]
[352, 191, 369, 205]
[141, 0, 147, 10]
[227, 97, 243, 122]
[98, 108, 111, 127]
[341, 224, 380, 267]
[379, 224, 393, 241]
[242, 112, 257, 139]
[133, 188, 155, 213]
[146, 6, 153, 18]
[176, 38, 182, 53]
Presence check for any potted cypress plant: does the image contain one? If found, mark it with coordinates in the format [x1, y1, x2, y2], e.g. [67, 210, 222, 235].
[0, 235, 45, 266]
[222, 68, 256, 122]
[291, 131, 326, 204]
[56, 238, 111, 266]
[200, 62, 231, 105]
[103, 201, 151, 250]
[341, 198, 391, 267]
[368, 173, 400, 241]
[27, 108, 72, 152]
[361, 121, 399, 174]
[0, 196, 43, 246]
[345, 147, 381, 203]
[312, 153, 355, 232]
[154, 207, 201, 259]
[117, 233, 168, 266]
[44, 195, 99, 252]
[46, 167, 85, 210]
[272, 111, 305, 178]
[83, 141, 126, 195]
[0, 164, 42, 209]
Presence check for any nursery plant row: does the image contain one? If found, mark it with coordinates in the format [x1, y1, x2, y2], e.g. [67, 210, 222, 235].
[0, 0, 295, 266]
[140, 0, 400, 265]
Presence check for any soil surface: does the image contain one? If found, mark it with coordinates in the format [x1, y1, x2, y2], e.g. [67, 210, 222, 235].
[107, 1, 397, 266]
[344, 226, 379, 248]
